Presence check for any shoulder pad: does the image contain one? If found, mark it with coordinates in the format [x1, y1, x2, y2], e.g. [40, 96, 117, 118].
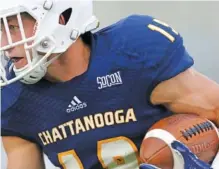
[113, 15, 181, 52]
[97, 15, 183, 69]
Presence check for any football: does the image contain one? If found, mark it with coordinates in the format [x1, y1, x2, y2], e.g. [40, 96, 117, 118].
[140, 114, 219, 169]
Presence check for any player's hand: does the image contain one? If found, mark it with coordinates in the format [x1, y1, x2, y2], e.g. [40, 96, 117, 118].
[171, 140, 213, 169]
[140, 140, 213, 169]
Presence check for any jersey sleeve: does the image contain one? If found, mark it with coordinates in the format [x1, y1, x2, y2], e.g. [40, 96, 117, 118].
[112, 15, 194, 99]
[1, 83, 21, 136]
[146, 37, 194, 97]
[142, 18, 194, 97]
[1, 83, 32, 140]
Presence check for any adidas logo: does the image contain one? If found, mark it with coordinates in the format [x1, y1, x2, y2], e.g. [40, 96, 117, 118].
[66, 96, 87, 113]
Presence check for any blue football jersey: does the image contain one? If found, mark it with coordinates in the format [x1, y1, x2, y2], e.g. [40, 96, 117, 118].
[1, 15, 194, 169]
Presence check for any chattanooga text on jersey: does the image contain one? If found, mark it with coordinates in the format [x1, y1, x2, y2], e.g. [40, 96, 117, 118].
[38, 108, 137, 145]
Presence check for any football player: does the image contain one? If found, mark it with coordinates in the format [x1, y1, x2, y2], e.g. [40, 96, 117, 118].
[1, 0, 219, 169]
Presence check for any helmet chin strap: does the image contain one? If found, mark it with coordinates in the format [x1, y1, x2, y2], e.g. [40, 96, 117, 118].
[13, 48, 62, 84]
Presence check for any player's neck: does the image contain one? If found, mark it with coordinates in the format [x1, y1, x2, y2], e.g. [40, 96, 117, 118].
[45, 38, 91, 83]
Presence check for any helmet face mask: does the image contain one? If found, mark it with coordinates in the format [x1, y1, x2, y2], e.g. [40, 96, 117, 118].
[0, 0, 99, 87]
[1, 12, 39, 69]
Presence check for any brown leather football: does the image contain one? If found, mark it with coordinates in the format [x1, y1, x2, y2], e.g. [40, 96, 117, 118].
[140, 114, 219, 169]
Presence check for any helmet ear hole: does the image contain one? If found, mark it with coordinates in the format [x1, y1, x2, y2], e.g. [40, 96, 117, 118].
[59, 8, 72, 25]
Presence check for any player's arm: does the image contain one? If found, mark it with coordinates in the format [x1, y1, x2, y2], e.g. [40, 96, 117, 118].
[150, 68, 219, 127]
[2, 136, 45, 169]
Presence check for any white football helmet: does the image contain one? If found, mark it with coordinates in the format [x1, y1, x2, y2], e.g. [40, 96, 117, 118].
[0, 0, 99, 86]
